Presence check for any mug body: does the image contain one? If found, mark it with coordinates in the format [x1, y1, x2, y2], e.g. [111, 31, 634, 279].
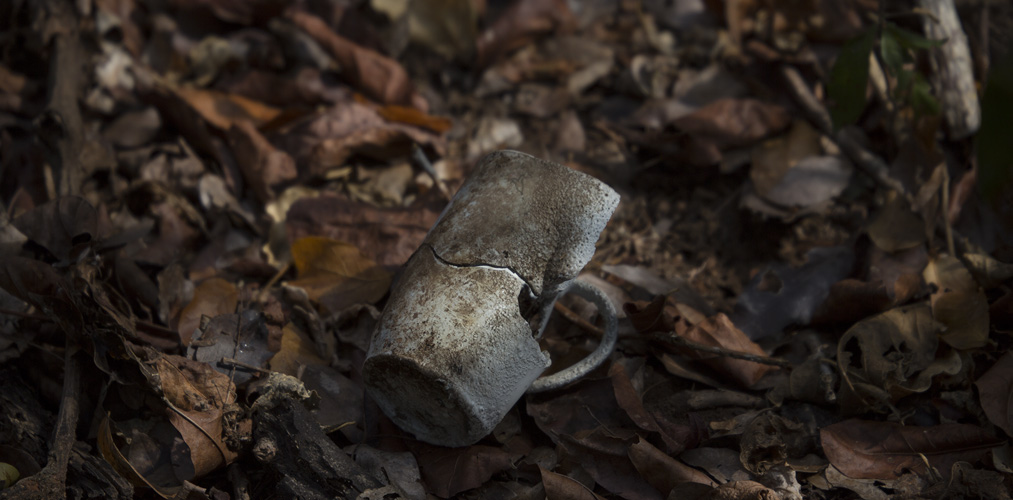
[363, 150, 620, 447]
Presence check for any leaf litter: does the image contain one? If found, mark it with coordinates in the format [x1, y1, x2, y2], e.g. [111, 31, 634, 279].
[1, 0, 1013, 499]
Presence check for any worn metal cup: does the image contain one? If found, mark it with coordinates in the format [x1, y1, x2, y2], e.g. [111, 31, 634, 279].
[363, 150, 620, 447]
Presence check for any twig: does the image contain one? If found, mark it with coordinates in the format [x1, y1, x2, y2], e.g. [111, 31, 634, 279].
[220, 357, 272, 374]
[651, 332, 793, 369]
[413, 143, 451, 201]
[780, 65, 911, 201]
[35, 0, 85, 197]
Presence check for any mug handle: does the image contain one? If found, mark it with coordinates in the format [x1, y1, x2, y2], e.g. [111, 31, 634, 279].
[527, 280, 618, 393]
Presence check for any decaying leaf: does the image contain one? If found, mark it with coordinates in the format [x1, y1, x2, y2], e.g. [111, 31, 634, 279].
[867, 193, 926, 253]
[175, 278, 238, 345]
[922, 254, 990, 349]
[285, 193, 443, 267]
[673, 98, 791, 149]
[836, 303, 959, 411]
[539, 465, 606, 500]
[287, 9, 421, 108]
[821, 419, 1001, 480]
[976, 351, 1013, 437]
[286, 236, 392, 314]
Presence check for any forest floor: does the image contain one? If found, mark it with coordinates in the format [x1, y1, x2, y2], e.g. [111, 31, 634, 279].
[2, 0, 1013, 499]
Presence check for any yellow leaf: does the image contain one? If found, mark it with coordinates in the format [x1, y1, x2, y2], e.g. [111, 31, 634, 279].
[269, 322, 328, 376]
[287, 236, 392, 314]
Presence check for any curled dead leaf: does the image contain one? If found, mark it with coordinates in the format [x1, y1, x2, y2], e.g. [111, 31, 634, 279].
[836, 303, 959, 411]
[923, 254, 989, 349]
[820, 419, 1002, 480]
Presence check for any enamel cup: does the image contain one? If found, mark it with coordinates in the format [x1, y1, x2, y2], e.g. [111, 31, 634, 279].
[363, 150, 620, 447]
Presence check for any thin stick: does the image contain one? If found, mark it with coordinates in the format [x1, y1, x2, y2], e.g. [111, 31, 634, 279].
[220, 357, 272, 374]
[652, 332, 793, 369]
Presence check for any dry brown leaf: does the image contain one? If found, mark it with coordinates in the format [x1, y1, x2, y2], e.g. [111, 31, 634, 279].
[273, 101, 444, 177]
[411, 444, 515, 498]
[628, 437, 716, 495]
[680, 314, 777, 388]
[226, 121, 297, 203]
[821, 419, 1002, 480]
[286, 236, 391, 314]
[285, 193, 443, 267]
[975, 351, 1013, 437]
[922, 254, 990, 349]
[173, 85, 281, 130]
[175, 278, 238, 345]
[672, 98, 791, 149]
[836, 303, 958, 410]
[475, 0, 576, 67]
[377, 104, 453, 133]
[155, 354, 239, 477]
[539, 466, 606, 500]
[268, 322, 327, 377]
[867, 193, 926, 253]
[287, 9, 422, 108]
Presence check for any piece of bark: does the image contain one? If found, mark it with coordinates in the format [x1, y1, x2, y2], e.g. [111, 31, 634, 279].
[918, 0, 981, 139]
[252, 396, 390, 499]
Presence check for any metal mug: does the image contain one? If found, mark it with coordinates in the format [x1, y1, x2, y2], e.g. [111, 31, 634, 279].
[363, 150, 620, 447]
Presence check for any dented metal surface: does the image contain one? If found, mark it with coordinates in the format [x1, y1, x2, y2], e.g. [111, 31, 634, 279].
[363, 150, 620, 447]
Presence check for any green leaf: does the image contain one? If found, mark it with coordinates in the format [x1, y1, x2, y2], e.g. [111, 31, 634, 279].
[884, 22, 944, 51]
[828, 27, 876, 130]
[879, 28, 906, 76]
[976, 49, 1013, 206]
[909, 72, 940, 116]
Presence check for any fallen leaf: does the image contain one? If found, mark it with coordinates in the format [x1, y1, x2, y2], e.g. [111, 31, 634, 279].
[287, 9, 421, 108]
[836, 303, 959, 410]
[628, 437, 716, 495]
[749, 120, 824, 197]
[153, 353, 240, 477]
[186, 310, 275, 384]
[377, 104, 453, 133]
[226, 121, 297, 203]
[285, 193, 443, 267]
[411, 444, 515, 498]
[175, 278, 238, 345]
[672, 98, 791, 149]
[13, 196, 97, 262]
[539, 466, 606, 500]
[975, 351, 1013, 436]
[267, 322, 327, 377]
[610, 362, 693, 454]
[922, 254, 990, 349]
[97, 415, 179, 498]
[867, 192, 926, 253]
[475, 0, 576, 67]
[732, 246, 854, 340]
[215, 67, 351, 108]
[354, 445, 426, 500]
[820, 419, 1002, 480]
[272, 101, 444, 177]
[558, 429, 665, 500]
[407, 0, 481, 60]
[173, 85, 282, 130]
[286, 236, 391, 314]
[681, 314, 777, 388]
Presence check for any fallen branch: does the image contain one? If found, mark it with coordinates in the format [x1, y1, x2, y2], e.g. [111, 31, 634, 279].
[1, 344, 82, 499]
